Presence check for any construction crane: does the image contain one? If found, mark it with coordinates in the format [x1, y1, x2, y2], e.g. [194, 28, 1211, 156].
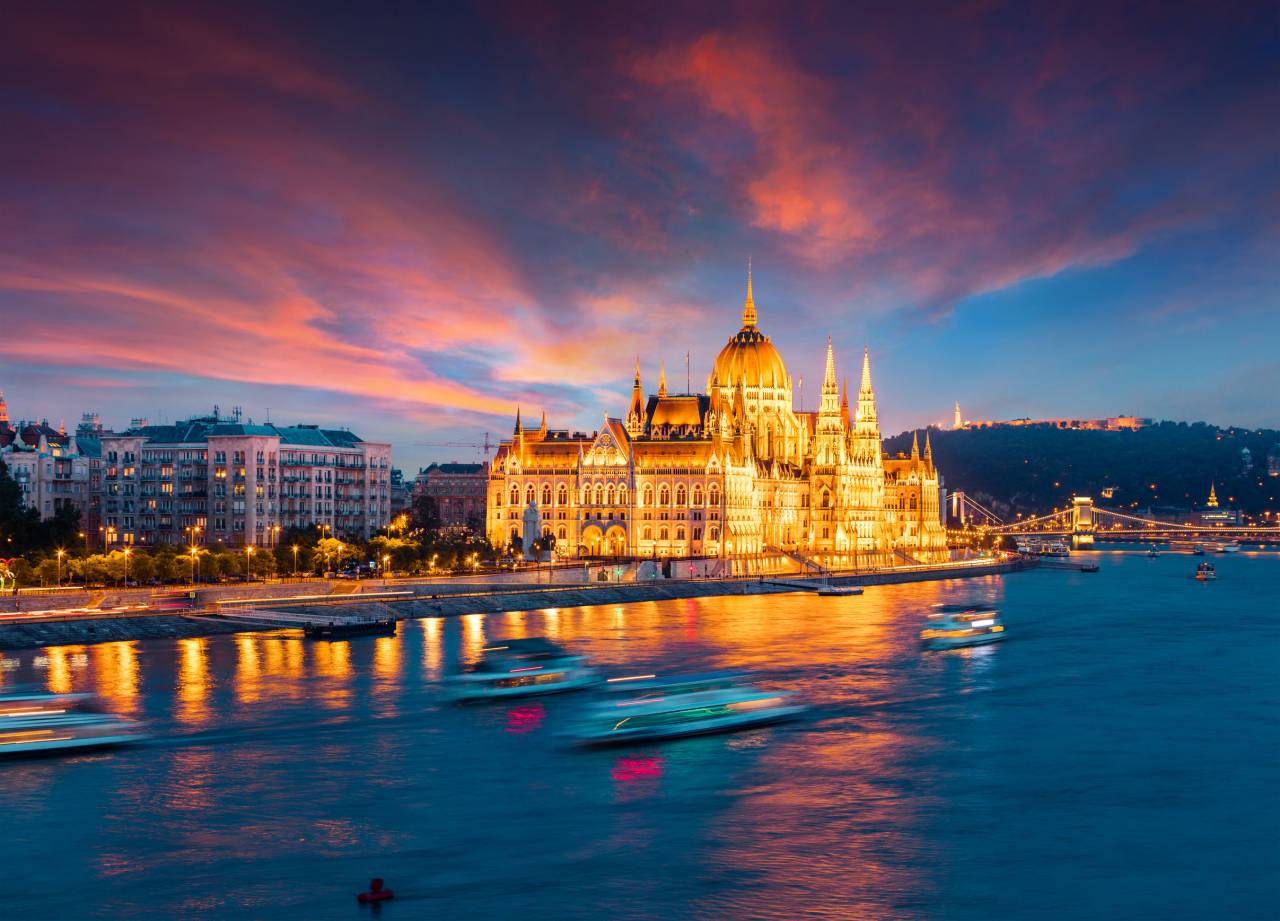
[414, 432, 493, 459]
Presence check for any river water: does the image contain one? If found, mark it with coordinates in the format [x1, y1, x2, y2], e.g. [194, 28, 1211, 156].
[1, 550, 1276, 920]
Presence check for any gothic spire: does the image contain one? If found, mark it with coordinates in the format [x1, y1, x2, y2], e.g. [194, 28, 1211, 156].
[924, 429, 933, 463]
[538, 410, 547, 435]
[911, 430, 920, 459]
[741, 257, 757, 328]
[513, 406, 522, 435]
[859, 345, 874, 395]
[658, 358, 668, 398]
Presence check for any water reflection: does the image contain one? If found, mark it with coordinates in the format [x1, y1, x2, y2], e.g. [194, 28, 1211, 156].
[421, 617, 442, 679]
[45, 645, 79, 694]
[505, 702, 545, 734]
[175, 638, 210, 726]
[93, 642, 140, 715]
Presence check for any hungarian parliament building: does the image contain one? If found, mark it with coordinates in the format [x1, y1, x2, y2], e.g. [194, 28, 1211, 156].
[486, 272, 947, 567]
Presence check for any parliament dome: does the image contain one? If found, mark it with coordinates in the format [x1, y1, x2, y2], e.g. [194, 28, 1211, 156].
[711, 270, 790, 390]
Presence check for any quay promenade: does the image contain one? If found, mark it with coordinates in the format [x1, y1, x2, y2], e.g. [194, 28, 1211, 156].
[0, 555, 1034, 650]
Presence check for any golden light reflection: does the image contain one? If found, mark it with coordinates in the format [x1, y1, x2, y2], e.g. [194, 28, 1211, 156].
[175, 637, 211, 726]
[312, 640, 352, 710]
[373, 636, 401, 687]
[45, 646, 77, 694]
[235, 635, 262, 705]
[541, 607, 561, 639]
[461, 613, 486, 661]
[422, 617, 442, 679]
[92, 641, 139, 715]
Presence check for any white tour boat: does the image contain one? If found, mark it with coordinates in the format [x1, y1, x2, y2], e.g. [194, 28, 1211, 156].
[0, 691, 148, 758]
[567, 672, 805, 746]
[921, 603, 1006, 650]
[446, 637, 601, 701]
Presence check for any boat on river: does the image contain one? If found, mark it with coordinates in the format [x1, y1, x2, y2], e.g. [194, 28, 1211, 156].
[304, 617, 397, 639]
[446, 637, 601, 701]
[1195, 561, 1217, 582]
[567, 672, 804, 746]
[0, 691, 148, 758]
[815, 584, 864, 596]
[921, 603, 1006, 650]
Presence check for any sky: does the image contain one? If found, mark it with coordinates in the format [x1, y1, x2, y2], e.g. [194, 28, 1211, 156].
[1, 0, 1277, 472]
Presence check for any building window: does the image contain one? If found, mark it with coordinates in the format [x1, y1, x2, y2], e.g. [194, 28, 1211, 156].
[606, 485, 615, 506]
[643, 485, 653, 507]
[676, 527, 685, 540]
[709, 488, 720, 506]
[693, 528, 702, 541]
[525, 484, 535, 505]
[557, 484, 567, 506]
[675, 485, 686, 506]
[542, 484, 552, 506]
[642, 527, 652, 540]
[510, 486, 519, 506]
[594, 484, 604, 505]
[659, 485, 670, 506]
[693, 485, 703, 505]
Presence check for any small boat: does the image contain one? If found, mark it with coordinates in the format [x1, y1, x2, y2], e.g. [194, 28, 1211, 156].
[1080, 563, 1100, 573]
[815, 584, 864, 596]
[1219, 541, 1242, 553]
[1039, 542, 1070, 558]
[1195, 561, 1216, 582]
[1191, 546, 1205, 556]
[921, 603, 1006, 650]
[1147, 546, 1160, 558]
[446, 637, 600, 701]
[567, 672, 805, 746]
[0, 692, 148, 758]
[304, 617, 397, 639]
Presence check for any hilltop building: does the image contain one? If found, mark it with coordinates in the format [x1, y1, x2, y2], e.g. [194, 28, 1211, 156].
[486, 271, 946, 567]
[958, 415, 1152, 432]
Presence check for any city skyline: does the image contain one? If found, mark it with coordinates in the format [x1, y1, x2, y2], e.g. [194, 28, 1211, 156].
[3, 2, 1278, 474]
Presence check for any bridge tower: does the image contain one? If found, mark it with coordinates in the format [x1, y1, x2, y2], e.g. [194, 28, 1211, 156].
[1071, 496, 1095, 547]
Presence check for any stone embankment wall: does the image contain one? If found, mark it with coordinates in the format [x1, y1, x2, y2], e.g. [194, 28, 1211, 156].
[0, 558, 1033, 650]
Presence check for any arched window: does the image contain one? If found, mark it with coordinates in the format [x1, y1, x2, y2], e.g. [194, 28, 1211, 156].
[910, 495, 917, 510]
[541, 484, 551, 507]
[618, 485, 628, 504]
[510, 526, 519, 540]
[582, 485, 591, 505]
[594, 484, 604, 505]
[643, 485, 653, 507]
[557, 484, 567, 506]
[693, 527, 702, 541]
[509, 485, 519, 506]
[676, 527, 685, 540]
[675, 485, 686, 506]
[821, 490, 831, 509]
[659, 527, 669, 540]
[709, 526, 719, 541]
[693, 485, 703, 505]
[542, 525, 551, 537]
[606, 485, 615, 506]
[557, 526, 566, 540]
[526, 484, 535, 505]
[659, 485, 670, 506]
[709, 487, 720, 507]
[643, 526, 652, 540]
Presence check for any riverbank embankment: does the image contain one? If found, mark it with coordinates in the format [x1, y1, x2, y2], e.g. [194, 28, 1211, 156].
[0, 557, 1034, 650]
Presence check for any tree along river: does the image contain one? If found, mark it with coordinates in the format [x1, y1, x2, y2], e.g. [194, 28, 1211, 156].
[1, 549, 1276, 920]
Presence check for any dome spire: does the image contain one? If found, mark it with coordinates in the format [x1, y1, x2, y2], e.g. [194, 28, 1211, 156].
[658, 357, 668, 398]
[742, 257, 757, 328]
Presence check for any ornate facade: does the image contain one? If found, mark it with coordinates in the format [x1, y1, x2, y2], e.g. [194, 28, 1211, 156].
[486, 273, 947, 566]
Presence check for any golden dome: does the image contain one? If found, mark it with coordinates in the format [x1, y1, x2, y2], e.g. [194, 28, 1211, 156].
[711, 268, 789, 389]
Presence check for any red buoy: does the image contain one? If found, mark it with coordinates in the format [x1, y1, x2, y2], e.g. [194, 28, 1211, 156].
[356, 878, 395, 903]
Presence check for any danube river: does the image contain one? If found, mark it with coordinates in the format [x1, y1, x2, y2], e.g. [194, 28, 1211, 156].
[2, 551, 1276, 920]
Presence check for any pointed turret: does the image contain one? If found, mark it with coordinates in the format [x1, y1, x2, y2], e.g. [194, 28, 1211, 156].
[911, 430, 920, 459]
[819, 337, 839, 413]
[742, 258, 757, 328]
[840, 376, 850, 425]
[59, 418, 66, 436]
[538, 410, 547, 436]
[626, 357, 646, 437]
[1207, 482, 1219, 508]
[924, 429, 933, 465]
[513, 406, 523, 435]
[658, 358, 668, 398]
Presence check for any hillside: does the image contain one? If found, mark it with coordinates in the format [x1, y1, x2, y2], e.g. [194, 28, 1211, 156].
[883, 422, 1279, 518]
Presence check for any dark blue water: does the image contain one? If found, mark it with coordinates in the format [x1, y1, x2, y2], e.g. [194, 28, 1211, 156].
[2, 550, 1276, 920]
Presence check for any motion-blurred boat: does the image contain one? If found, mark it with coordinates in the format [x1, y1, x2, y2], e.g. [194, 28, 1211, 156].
[304, 617, 396, 639]
[446, 637, 600, 701]
[1080, 563, 1100, 573]
[567, 672, 804, 745]
[921, 603, 1006, 650]
[1147, 546, 1160, 558]
[1195, 561, 1216, 582]
[0, 691, 148, 757]
[815, 584, 863, 596]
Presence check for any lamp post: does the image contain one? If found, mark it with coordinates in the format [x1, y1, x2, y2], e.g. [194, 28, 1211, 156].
[123, 546, 132, 588]
[245, 545, 255, 582]
[56, 548, 65, 587]
[189, 547, 198, 585]
[292, 544, 299, 579]
[382, 553, 391, 579]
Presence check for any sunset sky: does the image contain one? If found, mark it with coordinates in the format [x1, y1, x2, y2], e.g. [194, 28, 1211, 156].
[2, 1, 1277, 471]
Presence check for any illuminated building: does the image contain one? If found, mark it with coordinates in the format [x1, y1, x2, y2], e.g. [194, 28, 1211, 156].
[486, 272, 947, 566]
[0, 395, 100, 535]
[414, 462, 489, 532]
[958, 415, 1152, 431]
[98, 409, 391, 547]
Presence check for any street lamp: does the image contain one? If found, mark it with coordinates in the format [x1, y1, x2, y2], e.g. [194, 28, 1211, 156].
[56, 548, 66, 587]
[382, 553, 391, 578]
[123, 546, 132, 587]
[245, 545, 255, 582]
[189, 546, 199, 585]
[292, 544, 300, 578]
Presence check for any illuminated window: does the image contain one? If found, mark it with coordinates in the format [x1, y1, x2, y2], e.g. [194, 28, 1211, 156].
[510, 486, 519, 506]
[675, 485, 686, 505]
[526, 484, 535, 505]
[659, 485, 670, 506]
[557, 484, 567, 506]
[643, 485, 653, 506]
[693, 485, 703, 505]
[542, 484, 551, 506]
